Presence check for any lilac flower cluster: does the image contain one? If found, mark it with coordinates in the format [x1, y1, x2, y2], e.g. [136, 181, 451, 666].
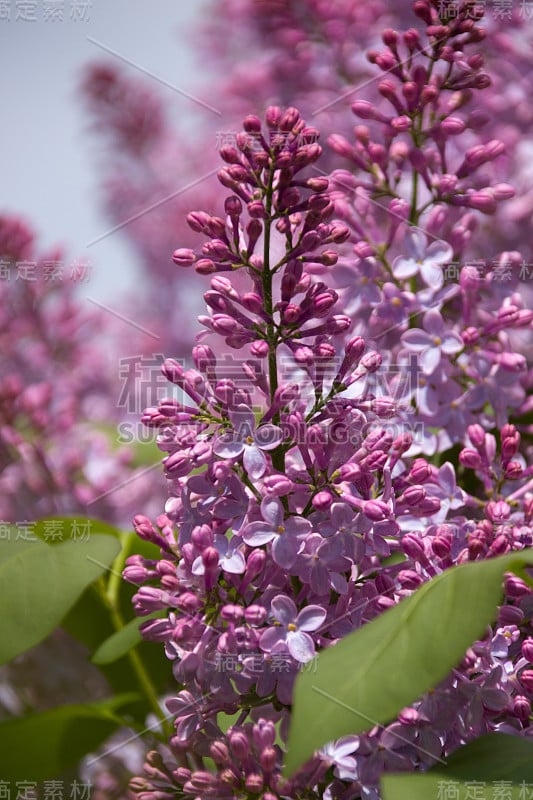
[124, 84, 533, 798]
[0, 213, 159, 524]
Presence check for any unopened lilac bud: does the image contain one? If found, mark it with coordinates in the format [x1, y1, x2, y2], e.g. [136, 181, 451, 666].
[404, 27, 421, 50]
[345, 336, 366, 363]
[192, 344, 216, 372]
[263, 474, 295, 495]
[520, 669, 533, 693]
[219, 144, 242, 164]
[240, 292, 263, 314]
[248, 200, 267, 218]
[210, 741, 230, 764]
[243, 114, 262, 133]
[176, 592, 202, 613]
[468, 191, 497, 214]
[505, 462, 522, 480]
[172, 246, 196, 267]
[266, 106, 282, 128]
[514, 695, 531, 722]
[460, 448, 482, 469]
[195, 257, 217, 274]
[364, 499, 389, 521]
[398, 569, 424, 589]
[492, 183, 515, 201]
[486, 500, 510, 523]
[399, 486, 426, 506]
[432, 535, 452, 558]
[260, 746, 278, 773]
[522, 639, 533, 663]
[391, 115, 411, 132]
[202, 547, 219, 571]
[499, 352, 526, 372]
[280, 106, 300, 131]
[468, 424, 486, 449]
[244, 549, 266, 579]
[245, 774, 264, 792]
[244, 604, 268, 625]
[251, 340, 269, 357]
[505, 575, 530, 598]
[438, 174, 458, 194]
[221, 604, 244, 622]
[313, 490, 333, 510]
[360, 351, 382, 372]
[162, 358, 186, 385]
[163, 451, 192, 477]
[229, 731, 250, 760]
[498, 604, 524, 625]
[409, 459, 432, 483]
[441, 117, 466, 135]
[187, 771, 216, 791]
[402, 532, 426, 561]
[392, 432, 413, 455]
[225, 195, 243, 217]
[352, 100, 379, 120]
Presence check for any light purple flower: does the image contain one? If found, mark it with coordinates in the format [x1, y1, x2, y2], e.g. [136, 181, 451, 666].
[392, 229, 452, 290]
[191, 534, 246, 576]
[260, 594, 326, 663]
[321, 736, 360, 781]
[431, 462, 467, 521]
[241, 496, 311, 568]
[213, 404, 282, 480]
[401, 309, 463, 375]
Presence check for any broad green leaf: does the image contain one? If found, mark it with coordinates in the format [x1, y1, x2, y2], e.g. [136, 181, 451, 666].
[382, 734, 533, 800]
[0, 694, 138, 780]
[92, 610, 166, 664]
[285, 550, 533, 775]
[0, 534, 120, 663]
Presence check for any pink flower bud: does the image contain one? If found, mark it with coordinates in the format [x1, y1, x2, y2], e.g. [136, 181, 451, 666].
[230, 731, 250, 760]
[441, 117, 466, 135]
[498, 605, 524, 626]
[364, 499, 389, 521]
[522, 639, 533, 663]
[505, 575, 530, 598]
[163, 451, 192, 477]
[504, 462, 522, 480]
[402, 532, 426, 561]
[360, 351, 382, 372]
[520, 669, 533, 693]
[514, 695, 531, 722]
[391, 115, 411, 131]
[244, 605, 268, 625]
[210, 741, 230, 764]
[260, 746, 278, 773]
[251, 340, 269, 357]
[245, 774, 264, 792]
[263, 474, 295, 495]
[499, 352, 526, 372]
[313, 490, 333, 510]
[486, 500, 511, 523]
[468, 424, 486, 449]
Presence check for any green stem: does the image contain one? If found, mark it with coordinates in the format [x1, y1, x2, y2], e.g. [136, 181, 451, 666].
[262, 165, 285, 474]
[96, 577, 173, 740]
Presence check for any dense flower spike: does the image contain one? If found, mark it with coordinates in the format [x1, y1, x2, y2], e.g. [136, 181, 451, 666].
[126, 77, 533, 797]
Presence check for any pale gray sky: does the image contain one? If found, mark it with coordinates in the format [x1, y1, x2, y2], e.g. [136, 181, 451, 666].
[1, 0, 209, 301]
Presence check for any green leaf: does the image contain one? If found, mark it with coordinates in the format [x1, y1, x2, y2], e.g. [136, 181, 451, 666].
[92, 610, 166, 665]
[0, 694, 138, 780]
[0, 534, 120, 664]
[382, 734, 533, 800]
[285, 550, 533, 776]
